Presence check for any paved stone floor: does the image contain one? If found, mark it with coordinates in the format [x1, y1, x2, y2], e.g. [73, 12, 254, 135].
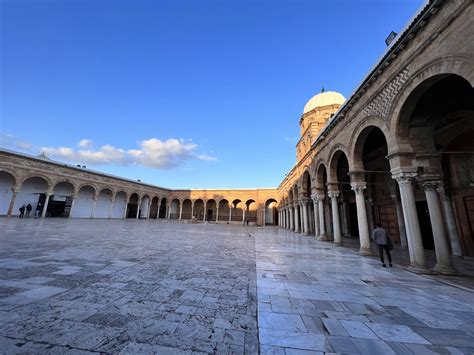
[0, 219, 473, 354]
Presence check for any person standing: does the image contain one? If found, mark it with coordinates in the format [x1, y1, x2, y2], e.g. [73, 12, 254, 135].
[372, 223, 393, 267]
[35, 202, 42, 218]
[26, 203, 32, 218]
[19, 204, 25, 218]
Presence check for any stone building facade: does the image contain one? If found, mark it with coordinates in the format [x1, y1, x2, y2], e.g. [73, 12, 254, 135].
[276, 0, 474, 274]
[0, 149, 278, 226]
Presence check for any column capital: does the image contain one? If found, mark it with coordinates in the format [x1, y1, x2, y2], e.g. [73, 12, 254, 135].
[328, 191, 339, 199]
[46, 190, 54, 196]
[71, 194, 78, 199]
[392, 172, 417, 185]
[418, 179, 442, 191]
[299, 198, 309, 206]
[12, 188, 21, 194]
[350, 182, 366, 194]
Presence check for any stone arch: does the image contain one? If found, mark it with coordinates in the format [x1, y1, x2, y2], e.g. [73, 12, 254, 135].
[14, 176, 50, 217]
[0, 171, 17, 215]
[169, 198, 180, 219]
[315, 161, 328, 190]
[300, 170, 312, 198]
[52, 179, 77, 195]
[218, 199, 230, 222]
[388, 54, 474, 137]
[265, 198, 278, 225]
[349, 118, 392, 172]
[245, 199, 257, 224]
[20, 173, 52, 190]
[93, 188, 114, 218]
[72, 184, 97, 218]
[194, 199, 205, 220]
[328, 148, 350, 184]
[231, 199, 244, 222]
[112, 191, 128, 218]
[76, 183, 98, 197]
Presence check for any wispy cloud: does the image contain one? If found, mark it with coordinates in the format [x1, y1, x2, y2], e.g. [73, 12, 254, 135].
[0, 133, 217, 169]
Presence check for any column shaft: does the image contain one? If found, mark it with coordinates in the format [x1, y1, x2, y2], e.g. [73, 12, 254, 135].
[351, 184, 372, 255]
[329, 193, 342, 245]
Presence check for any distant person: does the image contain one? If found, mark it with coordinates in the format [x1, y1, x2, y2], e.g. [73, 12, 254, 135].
[35, 203, 42, 218]
[372, 223, 393, 267]
[246, 219, 249, 226]
[19, 204, 25, 218]
[26, 203, 32, 218]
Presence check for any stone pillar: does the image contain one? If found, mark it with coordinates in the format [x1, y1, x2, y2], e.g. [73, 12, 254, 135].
[135, 198, 140, 219]
[294, 204, 300, 233]
[90, 196, 98, 218]
[392, 193, 408, 248]
[179, 203, 183, 220]
[146, 201, 151, 219]
[41, 191, 52, 218]
[300, 199, 309, 235]
[341, 201, 348, 236]
[203, 202, 207, 222]
[311, 196, 320, 238]
[350, 183, 372, 255]
[329, 191, 342, 245]
[242, 207, 246, 224]
[394, 174, 430, 273]
[229, 205, 232, 223]
[166, 204, 171, 219]
[421, 181, 458, 275]
[123, 201, 128, 219]
[7, 188, 20, 217]
[70, 194, 77, 218]
[439, 188, 462, 256]
[289, 206, 294, 231]
[216, 204, 219, 222]
[316, 195, 327, 241]
[191, 202, 195, 219]
[108, 197, 115, 219]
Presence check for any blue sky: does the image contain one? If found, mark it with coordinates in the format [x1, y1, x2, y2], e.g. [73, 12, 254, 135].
[1, 0, 423, 189]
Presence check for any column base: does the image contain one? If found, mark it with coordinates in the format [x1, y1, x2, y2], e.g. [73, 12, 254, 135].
[408, 264, 432, 274]
[334, 241, 342, 246]
[433, 263, 460, 276]
[359, 247, 373, 256]
[302, 232, 308, 236]
[317, 235, 328, 241]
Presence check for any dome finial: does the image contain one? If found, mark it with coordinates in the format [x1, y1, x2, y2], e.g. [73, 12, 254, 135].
[321, 86, 325, 93]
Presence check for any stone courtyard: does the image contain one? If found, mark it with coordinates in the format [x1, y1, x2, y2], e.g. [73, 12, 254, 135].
[0, 219, 473, 354]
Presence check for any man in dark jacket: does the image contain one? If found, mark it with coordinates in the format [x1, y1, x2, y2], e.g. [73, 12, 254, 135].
[19, 205, 25, 218]
[372, 223, 392, 267]
[26, 203, 32, 218]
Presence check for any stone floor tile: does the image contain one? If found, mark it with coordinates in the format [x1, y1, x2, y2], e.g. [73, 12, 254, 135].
[339, 320, 378, 339]
[411, 327, 474, 348]
[365, 322, 431, 344]
[259, 312, 306, 332]
[321, 318, 350, 336]
[351, 338, 397, 354]
[259, 328, 331, 351]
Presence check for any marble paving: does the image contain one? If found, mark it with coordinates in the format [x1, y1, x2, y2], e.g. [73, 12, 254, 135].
[0, 218, 473, 354]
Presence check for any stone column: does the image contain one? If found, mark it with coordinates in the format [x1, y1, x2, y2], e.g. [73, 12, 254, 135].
[242, 207, 246, 224]
[166, 204, 171, 219]
[350, 183, 372, 255]
[392, 193, 407, 248]
[191, 201, 195, 219]
[421, 181, 458, 275]
[41, 191, 52, 218]
[311, 196, 320, 238]
[146, 201, 151, 219]
[316, 195, 327, 241]
[300, 199, 309, 235]
[123, 201, 129, 219]
[340, 201, 348, 236]
[294, 203, 300, 233]
[69, 194, 77, 218]
[90, 196, 98, 218]
[329, 191, 342, 245]
[289, 206, 294, 231]
[135, 198, 141, 219]
[108, 197, 115, 219]
[216, 204, 219, 222]
[229, 206, 232, 223]
[394, 174, 430, 273]
[178, 203, 183, 220]
[7, 188, 20, 217]
[439, 188, 462, 256]
[203, 202, 207, 222]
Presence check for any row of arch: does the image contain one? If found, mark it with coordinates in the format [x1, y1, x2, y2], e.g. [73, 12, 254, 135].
[0, 174, 169, 219]
[0, 173, 280, 225]
[280, 68, 473, 274]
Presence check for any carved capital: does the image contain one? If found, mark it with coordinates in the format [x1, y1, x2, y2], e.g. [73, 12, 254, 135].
[350, 182, 366, 194]
[419, 180, 442, 191]
[328, 191, 339, 199]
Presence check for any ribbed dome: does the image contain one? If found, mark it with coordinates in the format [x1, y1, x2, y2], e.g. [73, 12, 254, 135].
[303, 91, 345, 114]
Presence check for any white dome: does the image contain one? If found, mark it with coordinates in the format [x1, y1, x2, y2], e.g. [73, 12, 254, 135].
[303, 91, 345, 114]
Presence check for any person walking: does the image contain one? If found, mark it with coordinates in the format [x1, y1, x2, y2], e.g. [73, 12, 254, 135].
[26, 203, 32, 218]
[372, 223, 393, 267]
[19, 204, 25, 218]
[35, 202, 42, 218]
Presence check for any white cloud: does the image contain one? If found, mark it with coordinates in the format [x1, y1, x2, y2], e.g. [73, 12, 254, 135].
[0, 133, 216, 169]
[40, 138, 215, 169]
[77, 139, 93, 149]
